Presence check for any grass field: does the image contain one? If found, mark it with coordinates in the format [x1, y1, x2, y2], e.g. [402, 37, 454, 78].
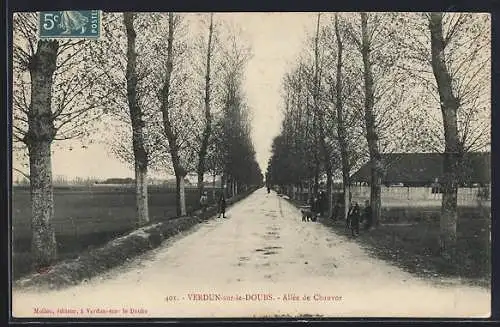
[11, 185, 222, 279]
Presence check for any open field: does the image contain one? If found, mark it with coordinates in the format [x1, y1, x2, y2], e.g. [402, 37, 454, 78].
[11, 185, 222, 279]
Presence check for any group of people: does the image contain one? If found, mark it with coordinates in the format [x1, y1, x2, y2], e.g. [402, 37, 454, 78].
[202, 188, 372, 234]
[308, 191, 328, 219]
[308, 192, 373, 237]
[346, 200, 372, 237]
[199, 191, 227, 218]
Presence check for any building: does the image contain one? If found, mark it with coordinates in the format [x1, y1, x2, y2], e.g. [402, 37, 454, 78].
[350, 152, 491, 187]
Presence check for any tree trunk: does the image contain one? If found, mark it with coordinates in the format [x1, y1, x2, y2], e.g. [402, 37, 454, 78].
[429, 13, 460, 256]
[344, 182, 351, 221]
[326, 169, 333, 218]
[135, 166, 149, 225]
[124, 12, 149, 226]
[179, 175, 186, 216]
[221, 174, 226, 198]
[335, 13, 351, 222]
[28, 141, 57, 270]
[212, 172, 216, 201]
[312, 13, 322, 199]
[159, 13, 187, 217]
[360, 12, 382, 228]
[26, 40, 59, 269]
[197, 13, 214, 199]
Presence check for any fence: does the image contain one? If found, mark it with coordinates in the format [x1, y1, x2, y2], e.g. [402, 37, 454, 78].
[350, 185, 490, 207]
[278, 185, 490, 208]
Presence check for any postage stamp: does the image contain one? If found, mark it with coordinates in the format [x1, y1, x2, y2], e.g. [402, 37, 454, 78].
[38, 10, 101, 39]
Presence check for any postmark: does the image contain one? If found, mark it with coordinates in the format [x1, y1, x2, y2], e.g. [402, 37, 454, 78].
[39, 10, 101, 39]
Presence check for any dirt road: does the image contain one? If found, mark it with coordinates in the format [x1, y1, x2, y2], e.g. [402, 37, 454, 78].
[12, 188, 490, 318]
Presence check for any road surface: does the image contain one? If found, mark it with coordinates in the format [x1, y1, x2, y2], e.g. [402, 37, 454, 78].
[12, 188, 490, 318]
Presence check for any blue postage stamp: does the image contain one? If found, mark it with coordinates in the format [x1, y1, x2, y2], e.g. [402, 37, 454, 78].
[39, 10, 101, 39]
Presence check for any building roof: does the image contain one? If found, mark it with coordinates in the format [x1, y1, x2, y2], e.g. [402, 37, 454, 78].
[350, 152, 491, 184]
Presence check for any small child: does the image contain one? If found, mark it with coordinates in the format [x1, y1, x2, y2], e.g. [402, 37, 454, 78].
[200, 192, 208, 212]
[218, 193, 226, 218]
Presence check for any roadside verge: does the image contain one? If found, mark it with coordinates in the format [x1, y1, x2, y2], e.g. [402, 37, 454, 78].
[13, 187, 259, 291]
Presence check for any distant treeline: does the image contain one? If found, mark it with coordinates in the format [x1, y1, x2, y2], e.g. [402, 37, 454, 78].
[97, 178, 135, 184]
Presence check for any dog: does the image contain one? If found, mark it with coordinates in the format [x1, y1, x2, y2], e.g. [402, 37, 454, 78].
[300, 207, 313, 222]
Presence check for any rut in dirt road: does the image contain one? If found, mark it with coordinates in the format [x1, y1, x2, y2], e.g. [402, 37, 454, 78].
[12, 188, 490, 318]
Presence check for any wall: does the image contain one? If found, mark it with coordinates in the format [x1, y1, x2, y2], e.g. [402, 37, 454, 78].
[283, 185, 491, 208]
[349, 185, 491, 207]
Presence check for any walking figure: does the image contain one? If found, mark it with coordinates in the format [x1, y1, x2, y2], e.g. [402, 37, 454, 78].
[200, 191, 208, 213]
[348, 201, 361, 237]
[318, 191, 326, 217]
[311, 195, 320, 222]
[431, 178, 440, 199]
[218, 193, 227, 218]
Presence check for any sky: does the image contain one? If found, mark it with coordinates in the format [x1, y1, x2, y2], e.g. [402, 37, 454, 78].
[12, 13, 317, 181]
[222, 13, 316, 174]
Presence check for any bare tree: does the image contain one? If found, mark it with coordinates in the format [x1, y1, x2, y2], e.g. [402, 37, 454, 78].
[359, 13, 382, 227]
[95, 12, 173, 224]
[340, 12, 406, 227]
[13, 13, 110, 269]
[158, 13, 189, 216]
[123, 12, 150, 225]
[197, 13, 215, 199]
[394, 13, 490, 255]
[333, 13, 351, 221]
[427, 13, 490, 255]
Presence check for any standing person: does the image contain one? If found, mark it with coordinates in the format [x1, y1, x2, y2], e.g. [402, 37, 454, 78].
[362, 199, 372, 230]
[431, 178, 440, 199]
[200, 191, 208, 213]
[218, 193, 227, 218]
[349, 201, 361, 237]
[318, 191, 326, 217]
[311, 195, 320, 222]
[267, 185, 271, 194]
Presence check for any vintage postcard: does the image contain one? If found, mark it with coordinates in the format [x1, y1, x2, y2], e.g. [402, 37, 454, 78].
[10, 11, 491, 319]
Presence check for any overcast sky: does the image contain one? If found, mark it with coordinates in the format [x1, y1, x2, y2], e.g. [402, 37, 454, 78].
[12, 12, 317, 181]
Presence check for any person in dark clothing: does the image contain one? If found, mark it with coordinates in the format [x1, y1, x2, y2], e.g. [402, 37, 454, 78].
[362, 200, 372, 230]
[318, 191, 327, 217]
[218, 193, 227, 218]
[348, 201, 361, 237]
[267, 186, 271, 194]
[311, 195, 320, 222]
[200, 191, 208, 213]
